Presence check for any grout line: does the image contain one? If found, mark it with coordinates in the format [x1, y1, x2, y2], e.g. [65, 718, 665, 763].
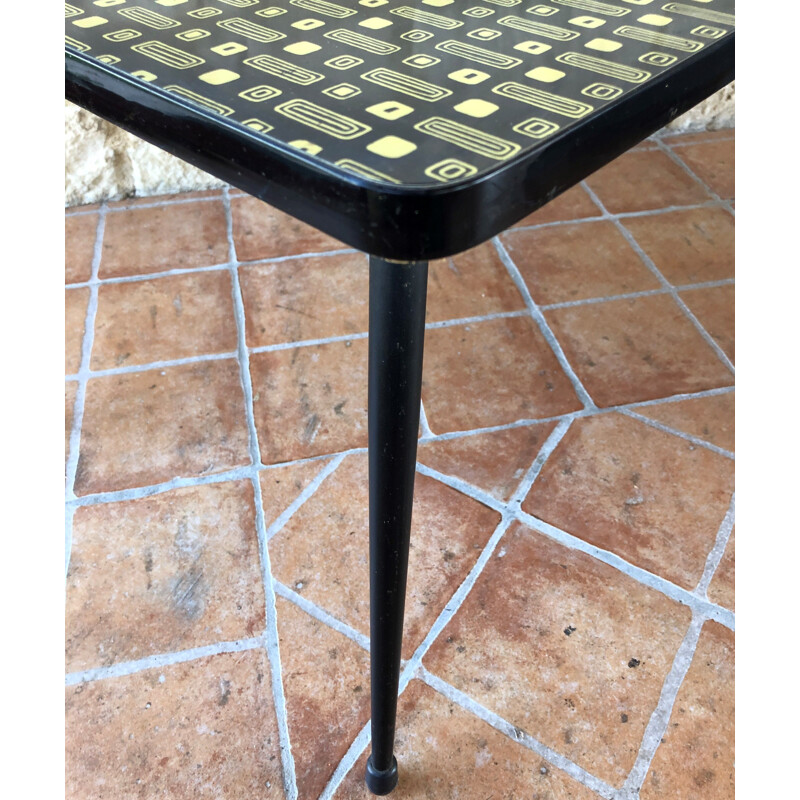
[580, 181, 735, 375]
[317, 720, 372, 800]
[424, 309, 528, 329]
[274, 581, 370, 652]
[415, 462, 734, 631]
[66, 465, 260, 508]
[85, 351, 237, 378]
[264, 453, 347, 542]
[420, 668, 617, 799]
[508, 417, 574, 506]
[65, 203, 107, 574]
[695, 493, 735, 598]
[250, 331, 368, 355]
[621, 614, 706, 795]
[320, 420, 572, 798]
[103, 193, 225, 212]
[506, 199, 725, 235]
[63, 248, 359, 292]
[518, 511, 735, 630]
[65, 388, 732, 510]
[656, 138, 735, 216]
[540, 278, 735, 311]
[493, 237, 596, 410]
[65, 636, 265, 686]
[64, 261, 232, 290]
[224, 186, 298, 800]
[418, 400, 435, 439]
[619, 409, 734, 459]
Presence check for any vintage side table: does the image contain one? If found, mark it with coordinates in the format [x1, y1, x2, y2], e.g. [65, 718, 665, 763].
[65, 0, 734, 794]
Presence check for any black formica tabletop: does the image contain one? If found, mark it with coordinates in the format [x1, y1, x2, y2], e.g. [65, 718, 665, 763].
[66, 0, 734, 260]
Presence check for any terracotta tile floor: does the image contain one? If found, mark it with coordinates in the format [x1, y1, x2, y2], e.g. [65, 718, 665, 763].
[65, 130, 734, 800]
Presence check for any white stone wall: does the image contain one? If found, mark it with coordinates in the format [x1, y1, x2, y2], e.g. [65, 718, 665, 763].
[65, 82, 734, 207]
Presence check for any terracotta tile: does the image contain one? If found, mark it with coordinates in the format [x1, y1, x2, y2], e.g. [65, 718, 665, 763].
[425, 523, 692, 788]
[509, 183, 600, 229]
[522, 414, 735, 590]
[418, 422, 557, 502]
[92, 271, 238, 370]
[276, 597, 370, 800]
[671, 139, 735, 200]
[250, 339, 368, 464]
[663, 129, 735, 146]
[65, 650, 284, 799]
[66, 382, 77, 465]
[544, 294, 733, 407]
[66, 481, 265, 672]
[584, 150, 710, 214]
[107, 190, 223, 210]
[270, 453, 501, 660]
[231, 195, 344, 262]
[259, 459, 332, 529]
[680, 284, 735, 364]
[707, 528, 734, 611]
[623, 207, 735, 286]
[640, 622, 734, 799]
[100, 200, 229, 278]
[334, 680, 598, 800]
[66, 288, 88, 375]
[635, 391, 735, 453]
[502, 220, 660, 305]
[241, 253, 368, 347]
[427, 242, 526, 322]
[65, 212, 97, 283]
[421, 317, 582, 433]
[75, 360, 250, 495]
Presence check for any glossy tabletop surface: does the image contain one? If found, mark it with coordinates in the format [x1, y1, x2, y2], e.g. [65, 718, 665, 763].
[65, 0, 735, 258]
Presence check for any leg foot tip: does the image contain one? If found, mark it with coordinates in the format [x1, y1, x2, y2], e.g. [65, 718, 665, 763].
[365, 755, 398, 795]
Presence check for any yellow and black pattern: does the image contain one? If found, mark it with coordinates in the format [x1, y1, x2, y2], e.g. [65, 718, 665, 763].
[65, 0, 735, 187]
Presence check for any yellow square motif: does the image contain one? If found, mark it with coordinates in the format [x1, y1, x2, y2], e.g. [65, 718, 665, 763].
[323, 83, 362, 99]
[284, 41, 322, 55]
[367, 136, 418, 158]
[526, 66, 566, 83]
[448, 68, 490, 85]
[73, 16, 108, 28]
[453, 99, 499, 118]
[403, 55, 441, 68]
[423, 0, 454, 6]
[514, 41, 551, 55]
[199, 69, 240, 85]
[360, 0, 389, 6]
[211, 42, 248, 56]
[131, 70, 157, 82]
[585, 37, 622, 52]
[569, 16, 606, 28]
[366, 101, 414, 120]
[638, 14, 673, 25]
[155, 0, 189, 6]
[529, 5, 559, 16]
[359, 17, 393, 29]
[176, 29, 211, 41]
[468, 28, 501, 41]
[293, 19, 325, 30]
[94, 0, 126, 6]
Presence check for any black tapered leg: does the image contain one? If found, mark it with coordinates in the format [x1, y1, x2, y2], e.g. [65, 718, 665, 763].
[365, 256, 428, 796]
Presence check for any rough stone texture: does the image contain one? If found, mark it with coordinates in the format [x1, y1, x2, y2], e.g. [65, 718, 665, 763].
[65, 84, 734, 206]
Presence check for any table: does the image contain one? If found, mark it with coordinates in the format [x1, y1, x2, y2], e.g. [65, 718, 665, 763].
[65, 1, 734, 794]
